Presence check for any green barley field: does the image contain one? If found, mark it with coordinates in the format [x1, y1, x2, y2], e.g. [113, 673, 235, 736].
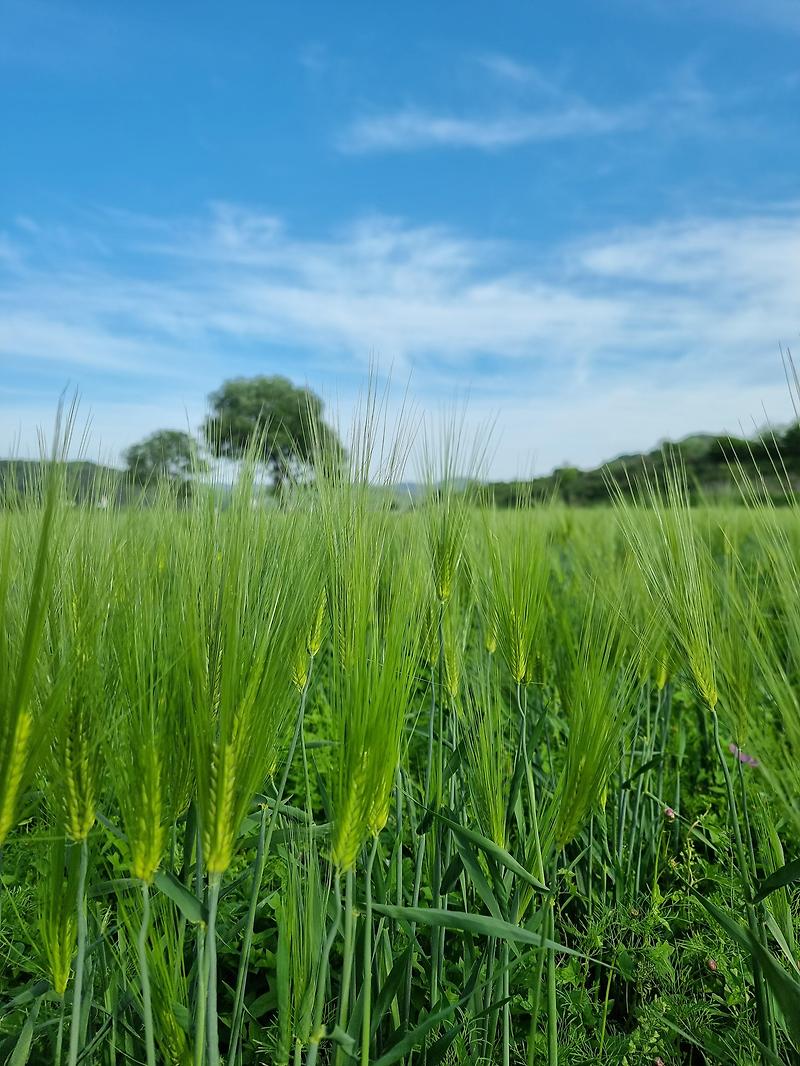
[3, 416, 800, 1066]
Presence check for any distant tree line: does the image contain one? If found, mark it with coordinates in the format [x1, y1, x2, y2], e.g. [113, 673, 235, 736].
[4, 376, 800, 507]
[481, 425, 800, 507]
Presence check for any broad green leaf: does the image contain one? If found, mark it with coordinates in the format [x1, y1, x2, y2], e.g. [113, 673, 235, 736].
[249, 990, 277, 1016]
[276, 901, 291, 1065]
[424, 993, 512, 1066]
[423, 1024, 461, 1065]
[452, 836, 504, 922]
[154, 870, 207, 924]
[372, 955, 483, 1066]
[763, 912, 800, 976]
[754, 858, 800, 903]
[371, 903, 579, 955]
[433, 809, 548, 891]
[440, 852, 463, 896]
[328, 1024, 356, 1055]
[620, 753, 664, 789]
[370, 946, 411, 1041]
[6, 995, 42, 1066]
[693, 888, 800, 1048]
[5, 980, 49, 1009]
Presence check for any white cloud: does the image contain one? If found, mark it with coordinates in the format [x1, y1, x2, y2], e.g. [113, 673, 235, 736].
[339, 103, 641, 153]
[1, 203, 797, 474]
[476, 54, 563, 93]
[337, 59, 717, 154]
[0, 312, 187, 374]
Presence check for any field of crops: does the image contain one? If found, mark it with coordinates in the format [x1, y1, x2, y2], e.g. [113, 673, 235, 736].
[3, 424, 800, 1066]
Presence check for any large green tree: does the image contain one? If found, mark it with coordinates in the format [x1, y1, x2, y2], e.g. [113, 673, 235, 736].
[203, 375, 343, 487]
[123, 429, 203, 486]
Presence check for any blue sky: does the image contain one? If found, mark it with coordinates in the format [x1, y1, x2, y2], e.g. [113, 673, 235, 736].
[1, 0, 799, 476]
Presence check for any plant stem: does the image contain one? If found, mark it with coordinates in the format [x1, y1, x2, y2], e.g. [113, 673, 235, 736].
[709, 706, 771, 1062]
[516, 683, 544, 887]
[432, 610, 445, 1006]
[404, 644, 439, 1026]
[227, 803, 267, 1064]
[483, 936, 498, 1063]
[335, 868, 356, 1065]
[546, 900, 557, 1066]
[307, 874, 343, 1066]
[193, 830, 207, 1066]
[598, 942, 617, 1058]
[526, 917, 546, 1066]
[361, 837, 379, 1065]
[736, 752, 777, 1055]
[404, 831, 427, 1025]
[56, 997, 65, 1066]
[229, 671, 313, 1064]
[205, 872, 222, 1066]
[176, 805, 196, 987]
[587, 815, 594, 923]
[138, 880, 156, 1066]
[395, 767, 403, 907]
[67, 837, 88, 1066]
[502, 940, 511, 1066]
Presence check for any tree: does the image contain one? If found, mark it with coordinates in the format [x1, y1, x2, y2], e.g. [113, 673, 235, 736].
[123, 430, 203, 486]
[780, 421, 800, 460]
[203, 375, 344, 488]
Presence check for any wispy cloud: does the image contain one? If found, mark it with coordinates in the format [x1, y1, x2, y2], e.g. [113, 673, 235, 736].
[298, 40, 329, 77]
[0, 0, 126, 74]
[338, 55, 717, 153]
[639, 0, 800, 33]
[476, 53, 563, 92]
[747, 0, 800, 31]
[1, 203, 797, 472]
[339, 103, 641, 152]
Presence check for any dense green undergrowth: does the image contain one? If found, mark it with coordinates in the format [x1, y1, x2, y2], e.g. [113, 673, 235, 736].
[2, 421, 800, 1065]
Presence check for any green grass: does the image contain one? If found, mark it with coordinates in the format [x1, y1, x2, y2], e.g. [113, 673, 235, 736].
[3, 425, 800, 1065]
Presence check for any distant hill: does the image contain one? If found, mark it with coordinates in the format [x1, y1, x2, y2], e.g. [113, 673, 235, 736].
[0, 459, 130, 504]
[481, 425, 800, 507]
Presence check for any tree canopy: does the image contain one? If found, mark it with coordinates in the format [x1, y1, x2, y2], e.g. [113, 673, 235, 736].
[123, 430, 203, 486]
[202, 375, 343, 486]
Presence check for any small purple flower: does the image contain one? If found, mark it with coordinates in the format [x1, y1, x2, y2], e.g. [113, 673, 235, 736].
[663, 806, 676, 822]
[728, 743, 759, 768]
